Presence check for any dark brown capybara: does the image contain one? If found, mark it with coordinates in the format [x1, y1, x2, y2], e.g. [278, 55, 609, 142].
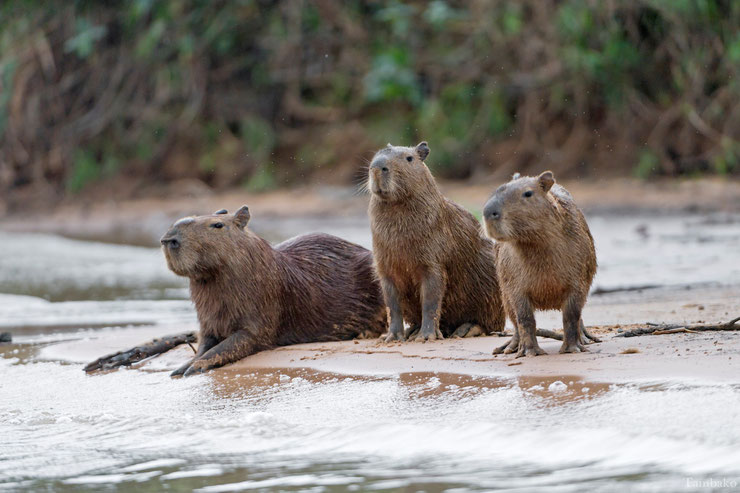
[483, 171, 600, 357]
[87, 206, 386, 376]
[368, 141, 505, 342]
[165, 206, 387, 375]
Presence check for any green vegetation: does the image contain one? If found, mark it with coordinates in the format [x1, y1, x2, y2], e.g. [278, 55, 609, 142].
[0, 0, 738, 203]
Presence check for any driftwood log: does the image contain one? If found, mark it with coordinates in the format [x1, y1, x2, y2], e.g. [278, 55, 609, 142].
[498, 328, 601, 343]
[614, 317, 740, 338]
[84, 332, 197, 373]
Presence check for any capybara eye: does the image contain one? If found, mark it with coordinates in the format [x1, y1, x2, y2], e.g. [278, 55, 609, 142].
[523, 190, 533, 198]
[406, 156, 413, 162]
[211, 222, 224, 229]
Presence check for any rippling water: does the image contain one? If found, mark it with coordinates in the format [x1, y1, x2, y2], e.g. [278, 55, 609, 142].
[1, 213, 740, 492]
[2, 356, 740, 492]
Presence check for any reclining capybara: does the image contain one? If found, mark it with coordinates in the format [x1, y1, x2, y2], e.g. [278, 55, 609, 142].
[368, 141, 505, 342]
[483, 171, 599, 357]
[86, 206, 386, 376]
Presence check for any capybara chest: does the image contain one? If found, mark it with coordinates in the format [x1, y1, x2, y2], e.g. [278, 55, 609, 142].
[526, 277, 570, 309]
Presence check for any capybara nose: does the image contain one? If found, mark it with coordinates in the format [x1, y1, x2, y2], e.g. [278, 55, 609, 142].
[370, 157, 389, 173]
[483, 201, 501, 220]
[161, 237, 180, 249]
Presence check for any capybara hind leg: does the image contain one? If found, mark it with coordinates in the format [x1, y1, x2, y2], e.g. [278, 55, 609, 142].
[413, 270, 445, 342]
[560, 299, 587, 354]
[171, 334, 219, 377]
[579, 319, 601, 344]
[84, 332, 197, 373]
[381, 278, 406, 342]
[450, 323, 472, 338]
[515, 300, 546, 358]
[451, 323, 485, 338]
[180, 331, 257, 376]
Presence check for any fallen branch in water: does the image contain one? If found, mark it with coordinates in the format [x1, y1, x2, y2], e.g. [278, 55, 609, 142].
[84, 332, 197, 373]
[614, 317, 740, 338]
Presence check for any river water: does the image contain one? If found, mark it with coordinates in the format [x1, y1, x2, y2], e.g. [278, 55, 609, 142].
[1, 212, 739, 492]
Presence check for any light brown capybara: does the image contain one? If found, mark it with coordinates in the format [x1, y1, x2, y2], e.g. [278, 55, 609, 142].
[483, 171, 600, 357]
[368, 142, 505, 342]
[87, 206, 386, 376]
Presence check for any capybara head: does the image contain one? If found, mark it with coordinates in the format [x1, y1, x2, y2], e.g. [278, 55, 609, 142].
[483, 171, 558, 242]
[368, 141, 432, 202]
[160, 205, 252, 278]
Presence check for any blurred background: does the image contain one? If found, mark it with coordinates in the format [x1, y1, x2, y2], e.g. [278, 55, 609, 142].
[1, 0, 739, 214]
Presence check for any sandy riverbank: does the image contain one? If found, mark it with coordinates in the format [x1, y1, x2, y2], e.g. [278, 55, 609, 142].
[48, 283, 740, 385]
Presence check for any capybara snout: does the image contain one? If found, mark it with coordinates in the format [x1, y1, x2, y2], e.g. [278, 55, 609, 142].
[367, 142, 430, 201]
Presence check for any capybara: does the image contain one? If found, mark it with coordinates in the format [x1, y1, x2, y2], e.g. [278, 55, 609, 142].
[483, 171, 599, 357]
[157, 206, 387, 375]
[368, 142, 505, 342]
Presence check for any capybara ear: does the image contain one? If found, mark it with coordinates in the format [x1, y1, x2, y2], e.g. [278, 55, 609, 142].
[416, 141, 430, 160]
[538, 171, 555, 192]
[234, 205, 251, 228]
[214, 209, 228, 215]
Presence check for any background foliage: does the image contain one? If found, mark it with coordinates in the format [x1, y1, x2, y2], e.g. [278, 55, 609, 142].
[1, 0, 738, 207]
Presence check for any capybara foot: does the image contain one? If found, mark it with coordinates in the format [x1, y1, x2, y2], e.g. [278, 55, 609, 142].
[383, 330, 406, 343]
[515, 341, 546, 358]
[580, 326, 601, 344]
[404, 324, 420, 340]
[170, 361, 193, 377]
[493, 337, 519, 355]
[451, 323, 485, 338]
[559, 341, 588, 354]
[411, 326, 444, 342]
[183, 365, 206, 377]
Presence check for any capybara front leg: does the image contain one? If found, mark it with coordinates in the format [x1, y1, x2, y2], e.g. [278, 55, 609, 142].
[515, 300, 546, 358]
[413, 270, 445, 342]
[171, 334, 219, 377]
[579, 319, 601, 344]
[381, 278, 406, 342]
[179, 331, 258, 377]
[560, 298, 587, 354]
[493, 300, 520, 354]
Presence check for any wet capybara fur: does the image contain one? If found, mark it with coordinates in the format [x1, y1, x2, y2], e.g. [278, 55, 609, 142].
[368, 142, 505, 342]
[483, 171, 599, 357]
[162, 206, 386, 376]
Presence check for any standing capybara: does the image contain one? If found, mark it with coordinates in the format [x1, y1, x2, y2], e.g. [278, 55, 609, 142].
[483, 171, 599, 357]
[368, 142, 505, 342]
[157, 206, 386, 375]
